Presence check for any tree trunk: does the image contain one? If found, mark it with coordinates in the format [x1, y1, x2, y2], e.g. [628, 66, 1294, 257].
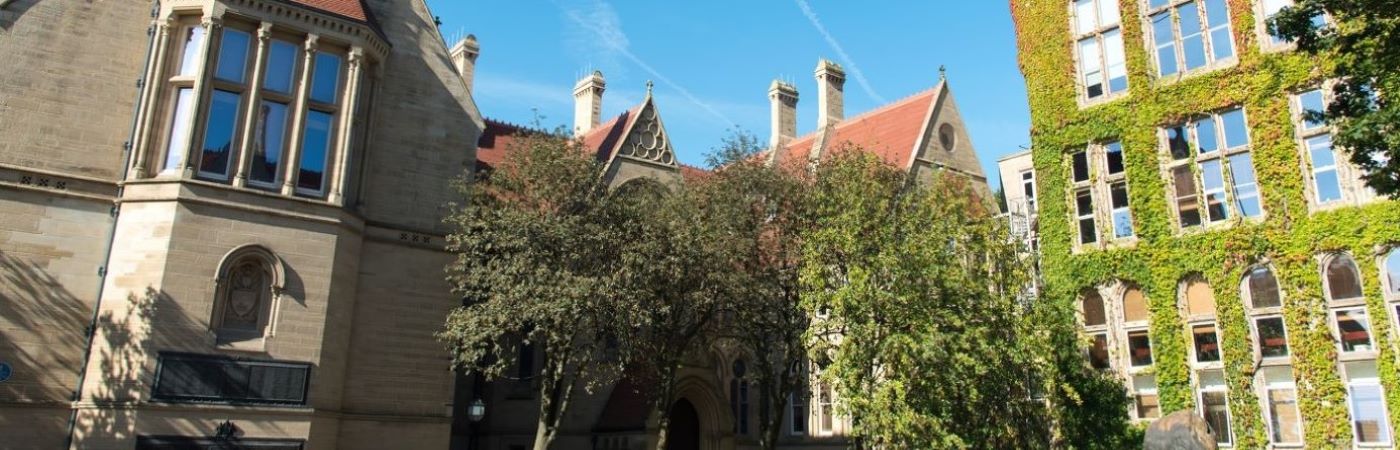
[532, 424, 553, 450]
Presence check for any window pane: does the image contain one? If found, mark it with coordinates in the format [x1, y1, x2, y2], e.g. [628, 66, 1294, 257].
[250, 101, 288, 186]
[1167, 126, 1191, 160]
[1077, 191, 1096, 245]
[1336, 309, 1373, 352]
[1075, 0, 1097, 34]
[1111, 183, 1133, 238]
[298, 110, 333, 193]
[1229, 153, 1261, 217]
[1090, 333, 1111, 369]
[1072, 151, 1090, 182]
[1152, 12, 1178, 76]
[310, 53, 342, 104]
[163, 88, 196, 173]
[1104, 30, 1128, 93]
[1194, 118, 1218, 154]
[264, 40, 298, 94]
[178, 26, 206, 77]
[1257, 317, 1289, 358]
[1201, 160, 1229, 222]
[1173, 166, 1202, 227]
[1269, 387, 1302, 444]
[1134, 375, 1161, 419]
[1179, 3, 1207, 70]
[1201, 390, 1232, 445]
[1220, 109, 1249, 149]
[1308, 135, 1343, 203]
[1098, 0, 1121, 26]
[1386, 250, 1400, 295]
[1187, 281, 1217, 316]
[1079, 37, 1104, 99]
[1193, 324, 1221, 362]
[199, 90, 241, 178]
[1083, 290, 1107, 326]
[1350, 384, 1391, 444]
[215, 29, 251, 83]
[1327, 256, 1364, 300]
[1247, 267, 1281, 309]
[1105, 141, 1125, 174]
[1128, 330, 1153, 367]
[1123, 288, 1148, 322]
[1204, 0, 1234, 60]
[1299, 89, 1326, 130]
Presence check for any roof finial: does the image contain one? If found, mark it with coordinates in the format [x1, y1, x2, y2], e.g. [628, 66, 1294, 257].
[646, 80, 654, 97]
[939, 65, 947, 81]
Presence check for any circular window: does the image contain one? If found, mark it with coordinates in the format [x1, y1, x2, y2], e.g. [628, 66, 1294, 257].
[939, 123, 957, 151]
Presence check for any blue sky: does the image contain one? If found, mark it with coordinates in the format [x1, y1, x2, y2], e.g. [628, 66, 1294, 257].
[428, 0, 1030, 190]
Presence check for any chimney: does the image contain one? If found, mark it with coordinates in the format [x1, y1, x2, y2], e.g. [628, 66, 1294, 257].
[768, 80, 798, 149]
[815, 59, 846, 127]
[573, 71, 606, 135]
[450, 34, 480, 92]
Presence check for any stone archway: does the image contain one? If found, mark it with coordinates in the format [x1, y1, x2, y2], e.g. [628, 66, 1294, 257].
[666, 399, 701, 450]
[649, 375, 733, 450]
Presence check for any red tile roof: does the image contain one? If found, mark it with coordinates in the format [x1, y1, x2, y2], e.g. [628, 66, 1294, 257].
[285, 0, 370, 22]
[581, 105, 643, 161]
[475, 118, 545, 170]
[778, 86, 941, 169]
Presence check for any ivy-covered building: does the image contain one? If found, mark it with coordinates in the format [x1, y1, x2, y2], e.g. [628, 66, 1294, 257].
[1009, 0, 1400, 447]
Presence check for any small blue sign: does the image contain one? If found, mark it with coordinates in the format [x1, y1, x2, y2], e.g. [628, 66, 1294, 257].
[0, 362, 11, 383]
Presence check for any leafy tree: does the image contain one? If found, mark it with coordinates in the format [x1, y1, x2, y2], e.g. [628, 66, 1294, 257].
[701, 131, 813, 449]
[439, 132, 634, 450]
[799, 148, 1052, 448]
[1271, 0, 1400, 194]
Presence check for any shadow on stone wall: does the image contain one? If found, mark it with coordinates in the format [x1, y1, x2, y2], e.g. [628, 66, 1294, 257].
[0, 250, 92, 440]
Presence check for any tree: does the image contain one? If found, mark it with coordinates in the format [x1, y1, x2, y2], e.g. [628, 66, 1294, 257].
[1272, 0, 1400, 194]
[700, 131, 813, 449]
[439, 132, 634, 450]
[799, 148, 1051, 448]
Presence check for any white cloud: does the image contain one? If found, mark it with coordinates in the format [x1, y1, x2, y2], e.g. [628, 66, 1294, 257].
[473, 73, 572, 109]
[556, 0, 737, 128]
[794, 0, 887, 104]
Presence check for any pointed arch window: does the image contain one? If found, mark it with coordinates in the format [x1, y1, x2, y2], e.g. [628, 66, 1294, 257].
[212, 245, 284, 347]
[730, 359, 750, 435]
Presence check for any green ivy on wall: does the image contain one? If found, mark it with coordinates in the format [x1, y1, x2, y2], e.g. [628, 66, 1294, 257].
[1011, 0, 1400, 447]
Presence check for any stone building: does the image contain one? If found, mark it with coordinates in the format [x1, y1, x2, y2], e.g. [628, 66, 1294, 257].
[0, 0, 484, 448]
[461, 60, 993, 450]
[0, 0, 993, 448]
[1010, 0, 1400, 447]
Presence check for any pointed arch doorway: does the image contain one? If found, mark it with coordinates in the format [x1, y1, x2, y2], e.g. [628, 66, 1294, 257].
[666, 399, 701, 450]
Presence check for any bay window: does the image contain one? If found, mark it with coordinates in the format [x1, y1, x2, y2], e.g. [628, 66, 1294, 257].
[144, 11, 365, 204]
[1147, 0, 1235, 78]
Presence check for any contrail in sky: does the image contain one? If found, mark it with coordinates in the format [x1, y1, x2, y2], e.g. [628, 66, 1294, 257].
[794, 0, 887, 104]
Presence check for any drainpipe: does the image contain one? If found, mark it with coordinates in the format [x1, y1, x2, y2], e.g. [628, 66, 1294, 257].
[64, 0, 162, 447]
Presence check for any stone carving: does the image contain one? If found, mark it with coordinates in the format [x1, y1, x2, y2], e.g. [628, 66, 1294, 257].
[619, 104, 676, 166]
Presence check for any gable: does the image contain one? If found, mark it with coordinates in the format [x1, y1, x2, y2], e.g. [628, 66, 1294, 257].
[614, 100, 677, 167]
[914, 86, 987, 180]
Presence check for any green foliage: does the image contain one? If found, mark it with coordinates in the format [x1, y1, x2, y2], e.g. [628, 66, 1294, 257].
[439, 132, 634, 450]
[1012, 0, 1400, 447]
[799, 149, 1054, 448]
[1272, 0, 1400, 195]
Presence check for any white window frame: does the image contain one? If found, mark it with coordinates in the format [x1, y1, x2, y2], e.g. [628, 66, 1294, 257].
[1071, 0, 1129, 105]
[1293, 85, 1377, 210]
[1242, 265, 1291, 365]
[1196, 369, 1235, 447]
[1162, 108, 1262, 232]
[1144, 0, 1238, 82]
[1259, 366, 1304, 447]
[1344, 363, 1394, 447]
[1021, 169, 1037, 213]
[1071, 142, 1136, 252]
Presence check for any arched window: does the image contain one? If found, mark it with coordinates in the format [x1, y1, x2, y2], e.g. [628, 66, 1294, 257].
[1080, 289, 1110, 370]
[1243, 267, 1288, 359]
[1382, 249, 1400, 299]
[212, 245, 284, 346]
[1182, 277, 1230, 445]
[730, 359, 749, 435]
[1120, 286, 1158, 420]
[1326, 254, 1364, 301]
[1242, 265, 1300, 445]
